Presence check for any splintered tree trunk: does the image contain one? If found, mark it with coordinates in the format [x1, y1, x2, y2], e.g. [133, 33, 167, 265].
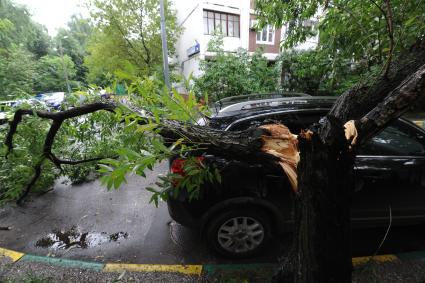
[294, 118, 354, 283]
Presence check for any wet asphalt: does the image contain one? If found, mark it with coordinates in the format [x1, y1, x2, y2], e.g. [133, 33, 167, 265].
[1, 161, 425, 265]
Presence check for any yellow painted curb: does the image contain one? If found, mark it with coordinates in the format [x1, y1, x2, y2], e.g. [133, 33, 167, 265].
[352, 254, 398, 266]
[104, 263, 203, 275]
[0, 247, 25, 262]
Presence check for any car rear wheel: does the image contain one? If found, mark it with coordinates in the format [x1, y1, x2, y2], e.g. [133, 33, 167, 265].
[206, 208, 271, 258]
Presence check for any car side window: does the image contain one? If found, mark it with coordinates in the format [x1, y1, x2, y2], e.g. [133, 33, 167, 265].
[358, 121, 425, 156]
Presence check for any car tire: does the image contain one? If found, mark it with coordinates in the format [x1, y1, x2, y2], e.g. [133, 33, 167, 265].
[205, 208, 271, 258]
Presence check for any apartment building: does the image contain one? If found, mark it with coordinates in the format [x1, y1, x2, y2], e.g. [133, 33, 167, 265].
[173, 0, 318, 79]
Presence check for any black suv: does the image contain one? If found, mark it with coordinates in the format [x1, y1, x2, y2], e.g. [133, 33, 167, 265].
[167, 94, 425, 258]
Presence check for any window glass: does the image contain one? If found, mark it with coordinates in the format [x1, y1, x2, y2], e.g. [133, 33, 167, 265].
[262, 27, 267, 41]
[203, 10, 239, 37]
[256, 24, 274, 43]
[234, 22, 239, 37]
[221, 18, 227, 34]
[359, 122, 425, 156]
[208, 20, 214, 34]
[214, 13, 220, 32]
[228, 21, 234, 36]
[268, 26, 273, 41]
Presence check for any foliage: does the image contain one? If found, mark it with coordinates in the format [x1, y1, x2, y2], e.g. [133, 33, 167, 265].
[0, 0, 50, 57]
[277, 49, 374, 95]
[0, 74, 217, 205]
[0, 1, 94, 99]
[0, 0, 51, 100]
[35, 54, 77, 92]
[0, 104, 56, 203]
[84, 0, 182, 85]
[96, 76, 215, 207]
[194, 34, 279, 101]
[0, 47, 38, 99]
[255, 0, 425, 95]
[54, 15, 93, 84]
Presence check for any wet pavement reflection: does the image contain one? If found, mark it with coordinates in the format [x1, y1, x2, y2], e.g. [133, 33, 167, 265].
[35, 226, 128, 250]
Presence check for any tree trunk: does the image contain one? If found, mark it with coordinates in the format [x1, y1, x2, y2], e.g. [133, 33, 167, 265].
[293, 117, 354, 283]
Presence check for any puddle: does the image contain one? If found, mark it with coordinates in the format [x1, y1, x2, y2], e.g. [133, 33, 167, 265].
[35, 226, 128, 250]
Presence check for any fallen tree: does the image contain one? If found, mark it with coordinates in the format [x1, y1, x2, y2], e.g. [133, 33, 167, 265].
[3, 37, 425, 282]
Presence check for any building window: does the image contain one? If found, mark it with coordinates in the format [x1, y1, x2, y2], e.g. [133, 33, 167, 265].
[256, 24, 274, 44]
[203, 10, 240, 37]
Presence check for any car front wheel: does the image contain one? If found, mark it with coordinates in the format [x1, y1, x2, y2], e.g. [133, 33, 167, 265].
[206, 209, 271, 258]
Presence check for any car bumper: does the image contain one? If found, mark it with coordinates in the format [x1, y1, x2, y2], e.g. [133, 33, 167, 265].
[166, 198, 200, 228]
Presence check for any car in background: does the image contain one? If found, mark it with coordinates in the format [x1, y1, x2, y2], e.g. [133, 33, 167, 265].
[35, 92, 65, 109]
[167, 94, 425, 258]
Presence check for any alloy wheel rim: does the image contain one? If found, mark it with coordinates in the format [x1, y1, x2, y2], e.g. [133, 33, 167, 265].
[217, 216, 265, 253]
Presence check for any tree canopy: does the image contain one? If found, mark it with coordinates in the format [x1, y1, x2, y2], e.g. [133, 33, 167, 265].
[194, 34, 279, 101]
[256, 0, 425, 95]
[84, 0, 181, 85]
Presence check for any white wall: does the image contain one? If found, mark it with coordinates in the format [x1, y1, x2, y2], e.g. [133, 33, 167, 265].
[173, 0, 251, 78]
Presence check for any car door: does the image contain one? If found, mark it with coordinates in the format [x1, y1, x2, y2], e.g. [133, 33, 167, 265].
[352, 119, 425, 223]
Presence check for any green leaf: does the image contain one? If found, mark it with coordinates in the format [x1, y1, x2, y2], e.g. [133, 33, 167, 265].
[136, 123, 158, 133]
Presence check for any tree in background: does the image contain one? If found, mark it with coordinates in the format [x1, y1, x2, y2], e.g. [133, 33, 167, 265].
[35, 55, 77, 92]
[0, 47, 38, 99]
[0, 0, 50, 57]
[194, 34, 279, 101]
[0, 0, 90, 99]
[55, 15, 93, 85]
[257, 0, 425, 96]
[84, 0, 181, 86]
[0, 0, 49, 99]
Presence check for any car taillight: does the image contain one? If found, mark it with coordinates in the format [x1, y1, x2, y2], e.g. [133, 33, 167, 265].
[171, 157, 205, 176]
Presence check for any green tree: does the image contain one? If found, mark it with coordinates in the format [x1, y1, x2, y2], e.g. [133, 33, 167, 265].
[0, 0, 50, 57]
[55, 15, 93, 84]
[84, 0, 181, 85]
[0, 0, 52, 99]
[194, 34, 279, 101]
[257, 0, 425, 95]
[0, 47, 38, 99]
[35, 55, 77, 93]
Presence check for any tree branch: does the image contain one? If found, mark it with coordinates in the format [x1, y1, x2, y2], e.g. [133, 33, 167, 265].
[139, 6, 151, 66]
[4, 102, 116, 204]
[356, 63, 425, 143]
[5, 102, 116, 155]
[383, 0, 395, 76]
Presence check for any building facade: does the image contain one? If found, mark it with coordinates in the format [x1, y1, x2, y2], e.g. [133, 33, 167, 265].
[173, 0, 317, 79]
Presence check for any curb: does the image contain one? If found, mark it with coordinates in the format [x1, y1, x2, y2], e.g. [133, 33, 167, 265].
[1, 246, 424, 276]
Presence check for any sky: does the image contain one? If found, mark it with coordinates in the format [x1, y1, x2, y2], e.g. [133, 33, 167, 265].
[13, 0, 90, 36]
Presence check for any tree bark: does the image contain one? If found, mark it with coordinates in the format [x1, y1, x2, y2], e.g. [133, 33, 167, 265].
[293, 117, 354, 283]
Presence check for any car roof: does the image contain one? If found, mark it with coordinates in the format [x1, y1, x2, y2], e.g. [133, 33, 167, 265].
[208, 96, 337, 130]
[216, 96, 336, 114]
[212, 92, 312, 110]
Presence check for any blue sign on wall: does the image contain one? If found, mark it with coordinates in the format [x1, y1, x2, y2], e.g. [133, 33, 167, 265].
[187, 41, 200, 57]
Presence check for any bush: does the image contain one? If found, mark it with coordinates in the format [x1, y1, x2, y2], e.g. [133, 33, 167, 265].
[194, 34, 279, 101]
